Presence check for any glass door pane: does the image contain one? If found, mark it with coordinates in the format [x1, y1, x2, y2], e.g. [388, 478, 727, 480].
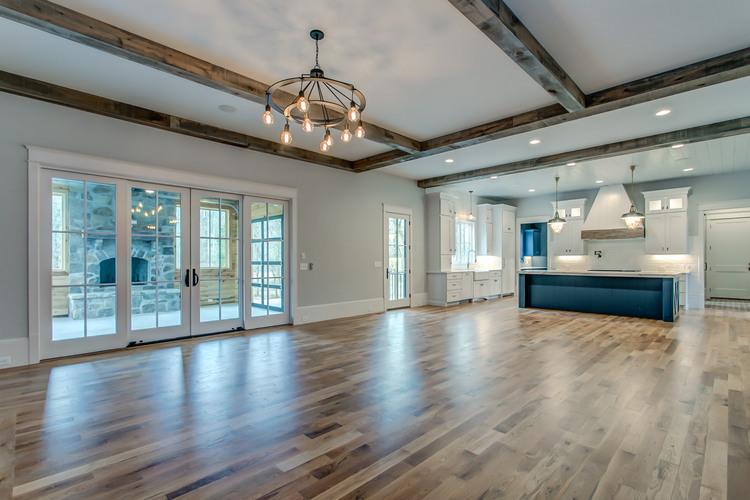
[191, 192, 243, 335]
[129, 186, 190, 342]
[245, 199, 289, 328]
[42, 171, 128, 360]
[385, 213, 411, 309]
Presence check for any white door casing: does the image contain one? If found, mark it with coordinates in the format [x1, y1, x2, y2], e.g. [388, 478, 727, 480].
[384, 205, 412, 310]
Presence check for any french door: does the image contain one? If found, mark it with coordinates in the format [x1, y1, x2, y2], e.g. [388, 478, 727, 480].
[384, 210, 411, 310]
[40, 171, 289, 359]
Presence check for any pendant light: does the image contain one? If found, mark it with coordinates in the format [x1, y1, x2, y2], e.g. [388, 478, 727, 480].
[548, 176, 566, 234]
[621, 165, 645, 230]
[468, 190, 476, 220]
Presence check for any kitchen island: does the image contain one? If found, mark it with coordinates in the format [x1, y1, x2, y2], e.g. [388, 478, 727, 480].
[518, 270, 682, 322]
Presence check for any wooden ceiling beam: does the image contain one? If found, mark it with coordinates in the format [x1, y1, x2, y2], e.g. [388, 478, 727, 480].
[417, 116, 750, 188]
[448, 0, 585, 112]
[0, 0, 420, 153]
[0, 70, 355, 171]
[356, 47, 750, 171]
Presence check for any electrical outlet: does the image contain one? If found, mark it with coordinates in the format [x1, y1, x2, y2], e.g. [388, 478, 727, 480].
[0, 356, 11, 368]
[302, 316, 309, 323]
[368, 306, 373, 313]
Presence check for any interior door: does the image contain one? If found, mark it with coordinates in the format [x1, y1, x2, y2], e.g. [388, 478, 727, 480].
[244, 198, 290, 328]
[41, 171, 129, 359]
[707, 216, 750, 299]
[128, 184, 191, 343]
[190, 192, 244, 335]
[385, 212, 411, 309]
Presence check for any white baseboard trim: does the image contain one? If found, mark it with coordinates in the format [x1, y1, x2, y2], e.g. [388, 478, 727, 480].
[294, 298, 385, 325]
[411, 293, 428, 307]
[0, 338, 30, 369]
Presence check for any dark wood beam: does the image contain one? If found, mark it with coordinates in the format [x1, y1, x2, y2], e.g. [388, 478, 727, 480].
[448, 0, 585, 112]
[0, 0, 420, 153]
[357, 47, 750, 171]
[417, 116, 750, 188]
[0, 70, 355, 171]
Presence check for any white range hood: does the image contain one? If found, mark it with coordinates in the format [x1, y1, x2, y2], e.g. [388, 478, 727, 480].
[580, 184, 645, 240]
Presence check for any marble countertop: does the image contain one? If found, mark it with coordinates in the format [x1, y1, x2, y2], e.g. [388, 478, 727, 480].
[518, 269, 684, 278]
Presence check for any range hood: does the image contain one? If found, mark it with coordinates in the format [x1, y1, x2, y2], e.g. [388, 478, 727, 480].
[580, 184, 645, 240]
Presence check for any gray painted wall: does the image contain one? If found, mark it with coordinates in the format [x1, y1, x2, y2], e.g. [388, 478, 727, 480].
[0, 92, 426, 341]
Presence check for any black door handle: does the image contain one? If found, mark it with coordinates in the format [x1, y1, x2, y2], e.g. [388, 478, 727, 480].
[193, 269, 199, 287]
[184, 269, 190, 287]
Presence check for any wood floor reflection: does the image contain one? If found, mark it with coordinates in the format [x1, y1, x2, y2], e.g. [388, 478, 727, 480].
[1, 300, 748, 499]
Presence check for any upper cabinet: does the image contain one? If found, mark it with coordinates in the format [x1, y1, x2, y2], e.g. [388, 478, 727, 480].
[476, 204, 493, 255]
[550, 198, 587, 255]
[642, 188, 690, 255]
[426, 192, 457, 271]
[643, 187, 690, 214]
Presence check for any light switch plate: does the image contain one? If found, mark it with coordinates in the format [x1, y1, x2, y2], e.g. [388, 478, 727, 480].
[299, 262, 308, 271]
[374, 261, 382, 268]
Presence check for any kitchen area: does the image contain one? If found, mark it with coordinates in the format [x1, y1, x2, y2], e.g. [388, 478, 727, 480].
[425, 182, 694, 322]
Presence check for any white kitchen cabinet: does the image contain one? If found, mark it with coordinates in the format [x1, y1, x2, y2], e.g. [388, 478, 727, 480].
[491, 204, 517, 295]
[645, 212, 688, 254]
[476, 204, 493, 255]
[549, 198, 587, 256]
[427, 271, 473, 306]
[489, 271, 502, 297]
[427, 192, 457, 271]
[473, 279, 489, 301]
[642, 188, 690, 255]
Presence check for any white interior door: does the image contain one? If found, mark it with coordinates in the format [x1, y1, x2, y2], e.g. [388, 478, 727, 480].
[707, 216, 750, 299]
[128, 184, 191, 343]
[41, 171, 129, 359]
[244, 198, 290, 328]
[385, 211, 411, 309]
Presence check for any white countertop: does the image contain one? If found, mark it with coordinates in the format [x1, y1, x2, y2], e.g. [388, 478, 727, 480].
[519, 270, 684, 278]
[427, 269, 501, 274]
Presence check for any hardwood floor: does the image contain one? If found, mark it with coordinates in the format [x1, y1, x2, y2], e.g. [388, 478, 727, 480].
[1, 300, 748, 499]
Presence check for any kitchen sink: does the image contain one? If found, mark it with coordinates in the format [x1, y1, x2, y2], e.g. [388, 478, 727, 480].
[472, 270, 489, 280]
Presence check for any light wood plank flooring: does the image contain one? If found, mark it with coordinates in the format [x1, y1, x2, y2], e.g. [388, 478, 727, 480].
[1, 299, 749, 499]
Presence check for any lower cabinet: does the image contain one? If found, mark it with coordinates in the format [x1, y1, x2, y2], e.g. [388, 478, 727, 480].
[427, 270, 503, 306]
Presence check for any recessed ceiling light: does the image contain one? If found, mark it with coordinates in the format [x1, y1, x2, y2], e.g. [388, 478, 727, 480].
[529, 139, 541, 145]
[595, 180, 604, 184]
[445, 158, 454, 163]
[683, 167, 694, 172]
[218, 104, 237, 113]
[490, 176, 498, 179]
[528, 189, 536, 192]
[656, 109, 671, 116]
[567, 162, 576, 166]
[672, 143, 685, 149]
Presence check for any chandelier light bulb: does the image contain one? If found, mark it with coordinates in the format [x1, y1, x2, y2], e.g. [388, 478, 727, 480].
[280, 123, 293, 144]
[347, 101, 360, 122]
[302, 115, 314, 133]
[320, 138, 330, 152]
[355, 122, 365, 139]
[296, 91, 309, 113]
[341, 126, 353, 143]
[324, 129, 333, 147]
[262, 105, 274, 125]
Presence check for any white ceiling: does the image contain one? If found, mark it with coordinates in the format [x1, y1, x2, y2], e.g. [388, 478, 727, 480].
[2, 0, 750, 196]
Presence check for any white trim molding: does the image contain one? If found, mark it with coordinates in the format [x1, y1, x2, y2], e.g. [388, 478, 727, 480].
[0, 338, 30, 369]
[294, 298, 384, 325]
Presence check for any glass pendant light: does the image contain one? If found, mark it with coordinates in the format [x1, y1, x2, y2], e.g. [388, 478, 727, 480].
[548, 176, 566, 234]
[280, 123, 293, 144]
[341, 125, 353, 142]
[469, 190, 476, 220]
[621, 165, 645, 230]
[347, 101, 360, 122]
[296, 91, 309, 113]
[302, 115, 314, 133]
[262, 105, 274, 125]
[355, 121, 365, 139]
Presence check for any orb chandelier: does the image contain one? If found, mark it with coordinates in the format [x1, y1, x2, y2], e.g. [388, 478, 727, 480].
[621, 165, 645, 230]
[262, 29, 366, 152]
[548, 176, 566, 234]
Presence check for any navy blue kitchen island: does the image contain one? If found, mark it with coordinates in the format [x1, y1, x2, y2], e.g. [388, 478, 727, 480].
[518, 270, 681, 322]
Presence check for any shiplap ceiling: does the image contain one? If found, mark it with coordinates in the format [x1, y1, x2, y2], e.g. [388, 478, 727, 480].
[1, 0, 749, 197]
